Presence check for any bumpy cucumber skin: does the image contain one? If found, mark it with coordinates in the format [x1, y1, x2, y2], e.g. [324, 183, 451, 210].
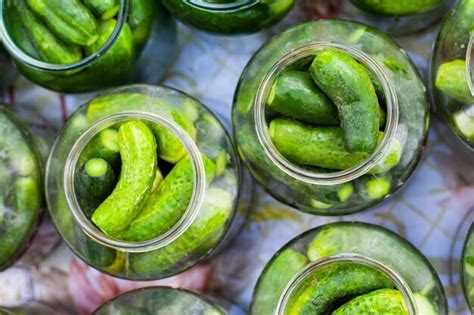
[268, 71, 339, 125]
[351, 0, 442, 16]
[83, 0, 120, 20]
[117, 156, 216, 242]
[270, 118, 377, 170]
[92, 121, 157, 235]
[310, 50, 380, 153]
[332, 289, 408, 315]
[26, 0, 99, 46]
[435, 60, 474, 104]
[251, 249, 308, 315]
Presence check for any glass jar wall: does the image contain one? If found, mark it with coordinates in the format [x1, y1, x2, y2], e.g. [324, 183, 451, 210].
[463, 224, 474, 312]
[233, 19, 429, 216]
[431, 0, 474, 149]
[250, 222, 447, 315]
[0, 0, 176, 93]
[45, 85, 246, 280]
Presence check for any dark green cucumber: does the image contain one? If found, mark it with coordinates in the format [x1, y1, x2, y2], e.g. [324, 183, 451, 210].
[332, 289, 408, 315]
[75, 158, 116, 219]
[83, 0, 120, 20]
[128, 0, 154, 49]
[435, 60, 474, 104]
[117, 156, 216, 241]
[267, 71, 339, 125]
[251, 249, 308, 315]
[14, 0, 82, 64]
[92, 121, 157, 235]
[26, 0, 99, 46]
[351, 0, 442, 16]
[310, 50, 380, 153]
[269, 118, 382, 170]
[79, 128, 120, 169]
[7, 3, 40, 59]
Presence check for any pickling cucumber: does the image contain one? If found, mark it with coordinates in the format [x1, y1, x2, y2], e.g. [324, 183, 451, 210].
[79, 128, 120, 169]
[351, 0, 442, 16]
[310, 50, 380, 153]
[371, 138, 402, 174]
[26, 0, 99, 46]
[269, 118, 380, 170]
[332, 289, 408, 315]
[117, 155, 216, 242]
[360, 175, 392, 200]
[267, 71, 339, 125]
[453, 108, 474, 140]
[84, 19, 134, 60]
[6, 3, 40, 59]
[128, 0, 154, 49]
[83, 0, 120, 20]
[435, 60, 474, 104]
[92, 121, 157, 235]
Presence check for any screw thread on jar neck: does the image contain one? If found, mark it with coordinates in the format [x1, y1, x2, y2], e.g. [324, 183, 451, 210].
[185, 0, 258, 10]
[0, 0, 128, 71]
[254, 42, 399, 186]
[276, 253, 417, 315]
[63, 111, 206, 253]
[465, 36, 474, 97]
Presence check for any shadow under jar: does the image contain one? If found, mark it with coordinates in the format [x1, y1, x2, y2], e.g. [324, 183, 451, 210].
[161, 0, 295, 35]
[233, 19, 429, 216]
[431, 0, 474, 149]
[46, 85, 246, 280]
[0, 0, 176, 93]
[250, 222, 447, 315]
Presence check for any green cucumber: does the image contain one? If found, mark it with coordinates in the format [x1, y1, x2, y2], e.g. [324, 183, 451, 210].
[267, 71, 339, 125]
[14, 0, 82, 64]
[79, 128, 120, 169]
[83, 0, 120, 20]
[92, 120, 157, 235]
[332, 289, 408, 315]
[310, 50, 380, 153]
[453, 108, 474, 139]
[128, 0, 154, 49]
[269, 118, 381, 170]
[251, 249, 308, 315]
[361, 176, 392, 200]
[6, 3, 40, 59]
[75, 158, 116, 219]
[84, 19, 133, 58]
[351, 0, 442, 16]
[26, 0, 99, 46]
[117, 156, 216, 242]
[371, 137, 402, 174]
[436, 60, 474, 104]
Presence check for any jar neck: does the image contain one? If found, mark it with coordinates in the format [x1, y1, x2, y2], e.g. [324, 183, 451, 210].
[465, 36, 474, 97]
[63, 112, 206, 253]
[0, 0, 128, 72]
[255, 42, 399, 186]
[185, 0, 258, 11]
[276, 253, 417, 315]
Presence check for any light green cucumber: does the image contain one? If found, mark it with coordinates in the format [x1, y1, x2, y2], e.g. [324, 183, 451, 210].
[351, 0, 442, 16]
[436, 60, 474, 104]
[83, 0, 120, 20]
[92, 121, 157, 235]
[79, 128, 120, 169]
[371, 137, 403, 174]
[26, 0, 99, 46]
[117, 156, 216, 242]
[332, 289, 408, 315]
[361, 176, 392, 200]
[453, 108, 474, 139]
[310, 49, 380, 153]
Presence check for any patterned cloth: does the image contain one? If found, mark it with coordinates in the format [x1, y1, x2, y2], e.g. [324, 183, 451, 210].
[0, 2, 473, 314]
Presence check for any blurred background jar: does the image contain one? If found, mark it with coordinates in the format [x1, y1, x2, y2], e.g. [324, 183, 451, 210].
[233, 19, 429, 216]
[431, 0, 474, 149]
[0, 0, 176, 93]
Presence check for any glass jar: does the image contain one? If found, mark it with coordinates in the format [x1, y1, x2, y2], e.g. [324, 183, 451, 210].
[0, 0, 176, 93]
[45, 84, 247, 280]
[431, 0, 474, 149]
[463, 223, 474, 311]
[0, 105, 43, 270]
[161, 0, 295, 35]
[93, 287, 226, 314]
[250, 222, 447, 314]
[233, 19, 429, 216]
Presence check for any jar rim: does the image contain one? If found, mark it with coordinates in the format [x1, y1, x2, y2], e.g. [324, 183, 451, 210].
[62, 111, 206, 253]
[254, 42, 399, 186]
[465, 36, 474, 97]
[184, 0, 258, 11]
[0, 0, 128, 71]
[276, 253, 417, 315]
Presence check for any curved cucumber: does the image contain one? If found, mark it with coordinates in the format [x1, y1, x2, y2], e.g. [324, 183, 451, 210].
[118, 155, 216, 241]
[92, 120, 157, 235]
[351, 0, 442, 16]
[435, 60, 474, 104]
[26, 0, 99, 46]
[79, 128, 120, 169]
[268, 71, 339, 125]
[310, 50, 380, 153]
[269, 118, 380, 170]
[83, 0, 120, 20]
[332, 289, 408, 315]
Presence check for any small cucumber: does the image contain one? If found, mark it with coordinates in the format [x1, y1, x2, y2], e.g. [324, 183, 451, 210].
[371, 137, 402, 174]
[310, 49, 380, 153]
[351, 0, 442, 16]
[79, 128, 120, 169]
[361, 176, 392, 200]
[26, 0, 99, 46]
[92, 121, 157, 235]
[6, 3, 40, 59]
[75, 158, 116, 219]
[14, 0, 82, 64]
[267, 71, 339, 125]
[128, 0, 154, 49]
[436, 60, 474, 104]
[269, 118, 381, 170]
[453, 108, 474, 140]
[83, 0, 120, 20]
[117, 156, 216, 241]
[332, 289, 408, 315]
[84, 19, 133, 59]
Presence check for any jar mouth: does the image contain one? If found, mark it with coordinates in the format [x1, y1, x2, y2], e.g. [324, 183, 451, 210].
[185, 0, 258, 11]
[254, 42, 399, 186]
[63, 111, 206, 253]
[465, 36, 474, 97]
[0, 0, 127, 72]
[276, 253, 417, 315]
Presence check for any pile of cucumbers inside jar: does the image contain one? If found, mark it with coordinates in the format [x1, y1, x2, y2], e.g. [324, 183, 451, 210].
[0, 0, 472, 314]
